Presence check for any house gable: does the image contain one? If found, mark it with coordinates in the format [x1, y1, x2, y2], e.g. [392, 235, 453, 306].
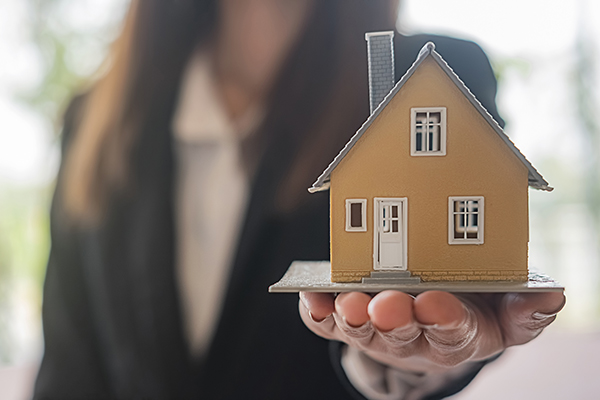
[330, 56, 531, 192]
[310, 42, 551, 194]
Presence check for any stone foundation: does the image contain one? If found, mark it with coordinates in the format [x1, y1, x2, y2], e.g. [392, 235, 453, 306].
[331, 269, 528, 283]
[411, 270, 528, 282]
[331, 270, 371, 283]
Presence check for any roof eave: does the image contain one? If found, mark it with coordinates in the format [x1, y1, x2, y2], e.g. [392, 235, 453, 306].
[530, 182, 554, 192]
[308, 181, 330, 193]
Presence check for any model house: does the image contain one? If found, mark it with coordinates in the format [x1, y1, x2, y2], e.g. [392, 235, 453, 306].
[309, 32, 552, 284]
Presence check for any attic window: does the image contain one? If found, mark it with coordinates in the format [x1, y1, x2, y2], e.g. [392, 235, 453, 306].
[448, 196, 484, 244]
[346, 199, 367, 232]
[411, 107, 447, 156]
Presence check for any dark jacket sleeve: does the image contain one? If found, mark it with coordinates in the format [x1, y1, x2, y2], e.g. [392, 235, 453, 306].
[33, 97, 113, 399]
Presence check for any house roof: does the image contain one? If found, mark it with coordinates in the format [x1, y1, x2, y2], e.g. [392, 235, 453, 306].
[309, 42, 552, 193]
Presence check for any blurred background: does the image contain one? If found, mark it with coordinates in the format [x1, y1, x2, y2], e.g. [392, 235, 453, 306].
[0, 0, 598, 398]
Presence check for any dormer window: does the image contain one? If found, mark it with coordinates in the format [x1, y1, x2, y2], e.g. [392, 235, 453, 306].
[411, 107, 446, 156]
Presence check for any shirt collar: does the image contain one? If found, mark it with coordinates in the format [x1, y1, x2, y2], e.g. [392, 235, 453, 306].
[172, 49, 263, 143]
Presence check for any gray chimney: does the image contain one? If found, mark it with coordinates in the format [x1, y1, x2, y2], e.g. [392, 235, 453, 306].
[365, 31, 395, 114]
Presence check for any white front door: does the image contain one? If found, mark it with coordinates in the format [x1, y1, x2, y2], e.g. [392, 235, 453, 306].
[374, 198, 407, 270]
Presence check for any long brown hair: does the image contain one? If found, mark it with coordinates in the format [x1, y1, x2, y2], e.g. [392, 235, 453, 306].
[63, 0, 398, 224]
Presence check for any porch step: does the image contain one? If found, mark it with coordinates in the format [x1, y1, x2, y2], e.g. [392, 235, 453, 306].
[369, 270, 413, 278]
[362, 270, 421, 284]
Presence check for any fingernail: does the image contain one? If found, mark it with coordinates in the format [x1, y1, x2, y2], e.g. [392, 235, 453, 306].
[423, 306, 477, 352]
[332, 312, 374, 339]
[531, 311, 557, 320]
[416, 322, 439, 329]
[338, 314, 358, 328]
[308, 310, 329, 323]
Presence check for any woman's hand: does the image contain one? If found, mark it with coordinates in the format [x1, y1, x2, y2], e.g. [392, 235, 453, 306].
[299, 290, 565, 373]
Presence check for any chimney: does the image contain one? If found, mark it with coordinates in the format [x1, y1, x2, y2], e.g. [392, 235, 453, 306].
[365, 31, 395, 114]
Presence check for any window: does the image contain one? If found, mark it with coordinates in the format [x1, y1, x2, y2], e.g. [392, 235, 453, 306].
[448, 196, 484, 244]
[381, 204, 400, 233]
[346, 199, 367, 232]
[411, 107, 447, 156]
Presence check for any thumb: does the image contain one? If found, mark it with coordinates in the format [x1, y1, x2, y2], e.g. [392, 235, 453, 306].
[500, 291, 566, 347]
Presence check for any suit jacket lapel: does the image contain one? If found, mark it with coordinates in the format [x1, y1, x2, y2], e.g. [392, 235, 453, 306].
[81, 96, 194, 398]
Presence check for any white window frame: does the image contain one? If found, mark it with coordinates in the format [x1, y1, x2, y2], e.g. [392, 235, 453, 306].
[448, 196, 484, 245]
[410, 107, 447, 156]
[345, 199, 367, 232]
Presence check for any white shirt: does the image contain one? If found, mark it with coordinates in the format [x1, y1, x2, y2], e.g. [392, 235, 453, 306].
[172, 49, 261, 356]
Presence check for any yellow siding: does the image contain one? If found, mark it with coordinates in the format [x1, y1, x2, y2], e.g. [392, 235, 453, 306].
[330, 57, 529, 282]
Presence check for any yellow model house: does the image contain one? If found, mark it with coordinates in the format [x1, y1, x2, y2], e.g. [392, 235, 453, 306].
[309, 35, 552, 283]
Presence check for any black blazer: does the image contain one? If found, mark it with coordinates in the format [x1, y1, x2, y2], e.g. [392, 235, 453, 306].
[34, 34, 503, 400]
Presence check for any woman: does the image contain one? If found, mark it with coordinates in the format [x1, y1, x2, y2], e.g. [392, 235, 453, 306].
[34, 1, 564, 399]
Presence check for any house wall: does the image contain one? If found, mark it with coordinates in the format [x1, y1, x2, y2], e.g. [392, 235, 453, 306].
[330, 57, 530, 282]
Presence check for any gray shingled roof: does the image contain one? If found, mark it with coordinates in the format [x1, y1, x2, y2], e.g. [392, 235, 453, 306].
[309, 42, 552, 193]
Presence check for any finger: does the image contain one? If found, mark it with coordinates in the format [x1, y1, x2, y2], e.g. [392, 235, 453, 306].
[367, 290, 414, 332]
[414, 291, 480, 366]
[413, 291, 467, 328]
[298, 292, 337, 340]
[333, 292, 375, 347]
[299, 292, 335, 322]
[500, 291, 566, 347]
[335, 292, 371, 327]
[366, 291, 422, 359]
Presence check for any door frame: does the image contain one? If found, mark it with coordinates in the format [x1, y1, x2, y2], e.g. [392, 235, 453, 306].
[373, 197, 408, 270]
